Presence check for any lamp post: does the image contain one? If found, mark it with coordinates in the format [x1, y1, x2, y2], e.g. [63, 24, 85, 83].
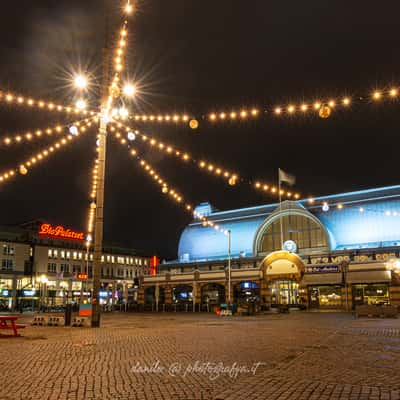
[227, 230, 232, 304]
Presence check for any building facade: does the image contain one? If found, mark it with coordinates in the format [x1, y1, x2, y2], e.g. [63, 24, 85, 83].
[0, 221, 152, 311]
[139, 185, 400, 311]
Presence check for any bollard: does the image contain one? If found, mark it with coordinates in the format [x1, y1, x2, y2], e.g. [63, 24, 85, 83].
[64, 304, 72, 326]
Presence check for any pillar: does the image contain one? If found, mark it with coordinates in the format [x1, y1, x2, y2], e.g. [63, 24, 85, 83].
[389, 285, 400, 307]
[11, 276, 17, 312]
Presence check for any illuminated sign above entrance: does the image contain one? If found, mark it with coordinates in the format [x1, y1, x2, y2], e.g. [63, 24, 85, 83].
[38, 224, 85, 241]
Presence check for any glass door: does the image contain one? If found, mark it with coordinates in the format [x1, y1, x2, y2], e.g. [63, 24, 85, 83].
[270, 280, 300, 306]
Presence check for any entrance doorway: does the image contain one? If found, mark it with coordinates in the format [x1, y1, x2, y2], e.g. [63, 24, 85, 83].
[270, 280, 299, 306]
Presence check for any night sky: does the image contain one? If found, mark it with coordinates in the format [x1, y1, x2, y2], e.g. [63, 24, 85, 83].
[0, 1, 399, 259]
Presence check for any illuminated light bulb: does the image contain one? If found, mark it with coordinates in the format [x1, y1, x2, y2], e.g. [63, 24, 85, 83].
[189, 119, 199, 129]
[228, 176, 237, 186]
[157, 115, 163, 121]
[294, 194, 300, 199]
[183, 154, 189, 161]
[119, 107, 129, 119]
[115, 64, 123, 72]
[271, 187, 277, 193]
[263, 185, 269, 191]
[319, 105, 331, 119]
[287, 105, 295, 114]
[328, 100, 335, 107]
[322, 202, 330, 212]
[4, 138, 11, 145]
[74, 75, 88, 89]
[373, 91, 381, 100]
[127, 131, 136, 141]
[224, 172, 229, 178]
[208, 165, 214, 171]
[69, 125, 79, 136]
[120, 39, 126, 47]
[38, 101, 45, 108]
[173, 115, 180, 122]
[76, 99, 86, 110]
[313, 102, 321, 110]
[150, 139, 156, 146]
[342, 97, 351, 106]
[26, 133, 32, 140]
[199, 161, 206, 168]
[142, 116, 148, 121]
[165, 115, 171, 121]
[274, 107, 282, 115]
[251, 109, 259, 116]
[308, 198, 314, 204]
[385, 211, 391, 216]
[390, 88, 398, 97]
[240, 110, 248, 118]
[337, 204, 343, 209]
[255, 182, 261, 188]
[230, 112, 237, 119]
[123, 83, 136, 97]
[220, 112, 226, 120]
[159, 143, 164, 149]
[359, 207, 364, 212]
[150, 115, 155, 121]
[210, 113, 217, 121]
[287, 192, 292, 198]
[6, 94, 13, 102]
[27, 99, 34, 106]
[17, 97, 24, 104]
[216, 168, 221, 175]
[301, 104, 308, 112]
[125, 3, 134, 13]
[120, 29, 127, 37]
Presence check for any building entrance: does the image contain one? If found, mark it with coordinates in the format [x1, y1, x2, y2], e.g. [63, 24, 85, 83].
[270, 280, 299, 306]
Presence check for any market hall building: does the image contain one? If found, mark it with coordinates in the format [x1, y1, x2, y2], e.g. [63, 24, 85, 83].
[139, 185, 400, 311]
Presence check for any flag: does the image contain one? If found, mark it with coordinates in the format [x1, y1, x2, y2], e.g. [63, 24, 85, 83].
[279, 168, 296, 186]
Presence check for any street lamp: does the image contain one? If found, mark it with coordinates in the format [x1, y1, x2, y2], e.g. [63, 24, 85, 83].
[123, 83, 136, 97]
[74, 75, 88, 90]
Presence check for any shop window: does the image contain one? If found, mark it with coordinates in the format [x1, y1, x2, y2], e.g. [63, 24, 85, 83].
[352, 284, 389, 306]
[1, 259, 13, 270]
[309, 286, 342, 308]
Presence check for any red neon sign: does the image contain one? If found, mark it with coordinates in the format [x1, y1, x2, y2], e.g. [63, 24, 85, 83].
[150, 256, 160, 276]
[38, 223, 85, 241]
[77, 273, 88, 280]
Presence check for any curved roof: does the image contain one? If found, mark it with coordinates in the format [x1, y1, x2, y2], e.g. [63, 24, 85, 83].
[177, 185, 400, 262]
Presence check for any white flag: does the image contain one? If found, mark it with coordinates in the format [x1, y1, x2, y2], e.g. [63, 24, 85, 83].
[279, 168, 296, 186]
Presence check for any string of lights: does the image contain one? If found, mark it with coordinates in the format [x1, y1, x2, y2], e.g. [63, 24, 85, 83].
[108, 121, 302, 200]
[109, 133, 229, 235]
[0, 89, 98, 116]
[0, 117, 95, 147]
[119, 87, 400, 126]
[312, 199, 400, 217]
[0, 122, 91, 184]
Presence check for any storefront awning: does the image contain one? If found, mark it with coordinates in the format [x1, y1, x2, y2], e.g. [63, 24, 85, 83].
[302, 273, 342, 285]
[346, 270, 391, 284]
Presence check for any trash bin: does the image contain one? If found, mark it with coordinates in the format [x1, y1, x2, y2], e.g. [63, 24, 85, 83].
[64, 303, 72, 326]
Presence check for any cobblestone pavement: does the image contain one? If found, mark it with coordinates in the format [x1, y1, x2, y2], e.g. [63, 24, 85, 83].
[0, 312, 400, 400]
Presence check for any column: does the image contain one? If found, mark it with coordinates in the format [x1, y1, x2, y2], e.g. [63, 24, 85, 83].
[11, 276, 17, 312]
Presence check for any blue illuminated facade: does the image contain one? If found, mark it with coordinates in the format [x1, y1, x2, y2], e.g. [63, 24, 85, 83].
[178, 186, 400, 262]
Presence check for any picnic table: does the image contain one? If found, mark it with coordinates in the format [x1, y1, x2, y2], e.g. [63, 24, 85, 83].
[0, 315, 26, 337]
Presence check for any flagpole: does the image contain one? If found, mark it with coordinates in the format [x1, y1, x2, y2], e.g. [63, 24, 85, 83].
[278, 168, 284, 250]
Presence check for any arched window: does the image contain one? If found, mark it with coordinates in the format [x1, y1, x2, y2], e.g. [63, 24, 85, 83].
[258, 213, 328, 254]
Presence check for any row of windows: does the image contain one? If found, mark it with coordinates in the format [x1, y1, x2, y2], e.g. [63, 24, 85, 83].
[3, 245, 15, 256]
[47, 263, 143, 277]
[47, 249, 147, 266]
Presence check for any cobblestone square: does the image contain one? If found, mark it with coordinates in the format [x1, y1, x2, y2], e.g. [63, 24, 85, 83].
[1, 312, 400, 400]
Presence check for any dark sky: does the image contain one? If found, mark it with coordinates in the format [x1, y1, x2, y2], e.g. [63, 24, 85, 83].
[0, 0, 399, 259]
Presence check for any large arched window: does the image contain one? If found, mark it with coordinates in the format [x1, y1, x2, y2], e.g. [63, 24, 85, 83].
[258, 213, 328, 254]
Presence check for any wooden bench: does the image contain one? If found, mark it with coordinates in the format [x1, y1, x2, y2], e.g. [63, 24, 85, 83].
[0, 316, 26, 337]
[355, 305, 398, 318]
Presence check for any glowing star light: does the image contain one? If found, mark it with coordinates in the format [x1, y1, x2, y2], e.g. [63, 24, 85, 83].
[74, 75, 88, 90]
[127, 131, 136, 141]
[69, 125, 79, 136]
[76, 99, 87, 110]
[123, 84, 136, 97]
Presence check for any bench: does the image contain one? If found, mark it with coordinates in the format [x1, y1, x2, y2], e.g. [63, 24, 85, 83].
[0, 316, 26, 337]
[355, 305, 398, 318]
